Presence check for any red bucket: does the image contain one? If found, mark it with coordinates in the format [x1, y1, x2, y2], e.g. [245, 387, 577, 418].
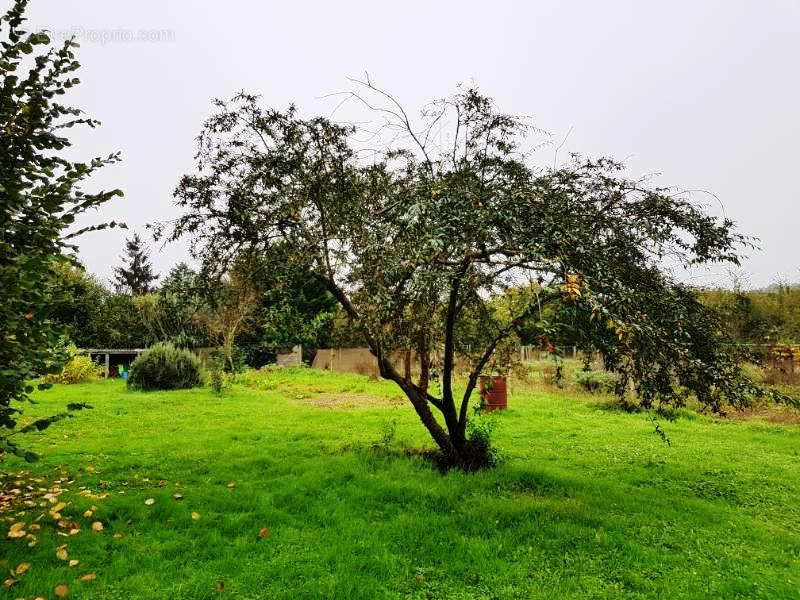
[479, 376, 507, 411]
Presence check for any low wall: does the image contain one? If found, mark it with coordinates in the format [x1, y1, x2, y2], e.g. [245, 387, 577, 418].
[276, 345, 303, 367]
[311, 347, 474, 377]
[312, 347, 379, 377]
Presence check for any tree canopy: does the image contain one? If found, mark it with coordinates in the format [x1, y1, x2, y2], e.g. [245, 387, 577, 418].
[0, 0, 123, 460]
[162, 81, 794, 469]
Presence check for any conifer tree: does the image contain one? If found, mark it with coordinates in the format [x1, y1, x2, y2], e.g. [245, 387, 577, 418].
[113, 234, 159, 295]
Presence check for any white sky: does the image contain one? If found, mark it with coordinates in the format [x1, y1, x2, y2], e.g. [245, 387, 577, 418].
[23, 0, 800, 289]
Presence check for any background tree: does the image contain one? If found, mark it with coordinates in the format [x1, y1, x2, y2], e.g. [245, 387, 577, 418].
[196, 269, 259, 371]
[0, 0, 123, 461]
[49, 262, 109, 348]
[133, 263, 210, 348]
[232, 250, 338, 365]
[162, 83, 795, 469]
[112, 233, 158, 295]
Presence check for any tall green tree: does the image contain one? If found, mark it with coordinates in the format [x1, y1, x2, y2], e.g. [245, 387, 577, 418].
[0, 0, 123, 461]
[163, 83, 794, 469]
[112, 233, 158, 295]
[231, 250, 337, 365]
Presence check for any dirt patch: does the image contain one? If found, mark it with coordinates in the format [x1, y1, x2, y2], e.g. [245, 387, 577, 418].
[294, 392, 406, 410]
[728, 406, 800, 425]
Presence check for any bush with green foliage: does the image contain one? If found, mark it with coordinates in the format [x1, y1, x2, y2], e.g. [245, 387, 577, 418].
[44, 345, 103, 384]
[575, 370, 617, 394]
[127, 343, 204, 391]
[207, 347, 238, 394]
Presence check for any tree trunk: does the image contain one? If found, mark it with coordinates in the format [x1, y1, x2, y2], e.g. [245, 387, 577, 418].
[401, 384, 459, 464]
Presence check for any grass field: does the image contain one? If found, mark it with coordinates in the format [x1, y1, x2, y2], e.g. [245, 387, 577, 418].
[2, 367, 799, 599]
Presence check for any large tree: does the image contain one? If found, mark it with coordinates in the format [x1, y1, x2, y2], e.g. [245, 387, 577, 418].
[0, 0, 123, 461]
[112, 233, 159, 295]
[162, 82, 793, 469]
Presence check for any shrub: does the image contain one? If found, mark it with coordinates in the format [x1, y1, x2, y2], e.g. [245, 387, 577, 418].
[127, 343, 204, 391]
[464, 413, 499, 470]
[44, 345, 103, 384]
[575, 369, 617, 394]
[207, 347, 234, 394]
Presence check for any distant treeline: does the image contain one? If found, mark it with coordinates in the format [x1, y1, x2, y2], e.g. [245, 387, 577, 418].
[699, 284, 800, 344]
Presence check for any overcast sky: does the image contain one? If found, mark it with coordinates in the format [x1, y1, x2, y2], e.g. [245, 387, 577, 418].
[23, 1, 800, 289]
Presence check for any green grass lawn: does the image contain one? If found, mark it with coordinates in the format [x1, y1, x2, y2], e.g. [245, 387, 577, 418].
[2, 367, 799, 599]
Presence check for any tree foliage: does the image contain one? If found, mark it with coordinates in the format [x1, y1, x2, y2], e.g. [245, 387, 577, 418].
[232, 250, 337, 364]
[0, 0, 122, 461]
[163, 81, 794, 469]
[133, 262, 210, 348]
[112, 233, 159, 295]
[699, 283, 800, 344]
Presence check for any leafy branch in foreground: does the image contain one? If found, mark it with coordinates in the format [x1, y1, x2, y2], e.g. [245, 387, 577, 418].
[0, 0, 123, 461]
[162, 79, 795, 470]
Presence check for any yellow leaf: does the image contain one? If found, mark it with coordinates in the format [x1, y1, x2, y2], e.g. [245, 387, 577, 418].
[226, 481, 236, 488]
[7, 528, 26, 539]
[52, 502, 67, 513]
[14, 562, 31, 575]
[9, 522, 25, 532]
[80, 572, 97, 582]
[91, 521, 104, 532]
[56, 546, 68, 560]
[144, 498, 155, 506]
[54, 583, 70, 598]
[83, 510, 93, 518]
[258, 527, 270, 539]
[69, 559, 79, 567]
[191, 512, 200, 520]
[3, 578, 16, 588]
[172, 493, 183, 501]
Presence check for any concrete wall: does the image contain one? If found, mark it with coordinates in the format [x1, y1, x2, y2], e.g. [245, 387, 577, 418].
[311, 347, 474, 377]
[276, 345, 303, 367]
[312, 347, 379, 377]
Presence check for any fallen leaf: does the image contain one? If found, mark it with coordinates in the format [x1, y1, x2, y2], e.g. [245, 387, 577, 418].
[69, 559, 80, 567]
[226, 481, 236, 488]
[14, 562, 31, 575]
[52, 502, 67, 513]
[80, 572, 97, 581]
[144, 498, 155, 506]
[9, 522, 25, 532]
[91, 521, 104, 532]
[112, 533, 122, 539]
[216, 580, 225, 592]
[56, 545, 68, 560]
[54, 583, 69, 597]
[83, 510, 93, 518]
[258, 527, 270, 539]
[2, 578, 16, 587]
[7, 528, 26, 539]
[191, 512, 200, 520]
[172, 493, 183, 501]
